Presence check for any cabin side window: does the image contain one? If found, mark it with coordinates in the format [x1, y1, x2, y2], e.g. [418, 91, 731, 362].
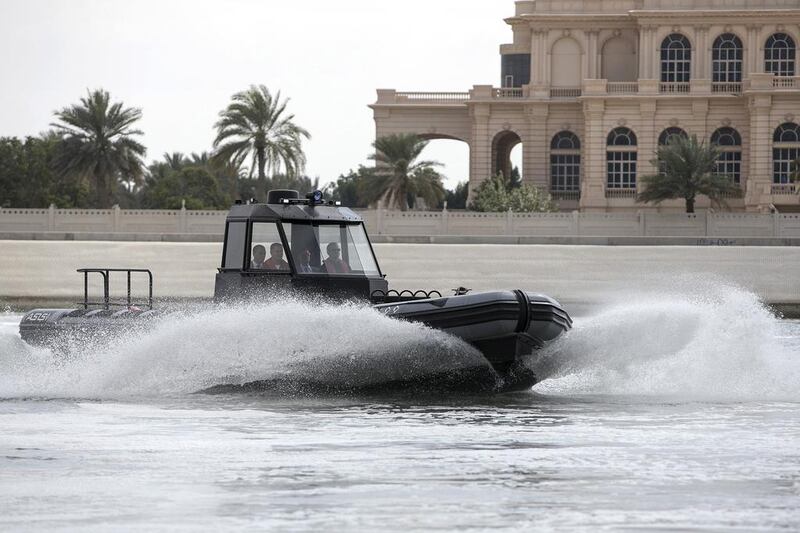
[250, 223, 290, 272]
[223, 221, 247, 269]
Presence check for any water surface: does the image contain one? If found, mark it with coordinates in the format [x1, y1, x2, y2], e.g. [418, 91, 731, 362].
[1, 286, 798, 531]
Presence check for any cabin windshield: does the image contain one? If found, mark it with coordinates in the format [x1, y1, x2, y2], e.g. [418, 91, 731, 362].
[284, 222, 380, 277]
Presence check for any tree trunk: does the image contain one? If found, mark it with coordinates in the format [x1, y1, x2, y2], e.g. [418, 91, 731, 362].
[256, 149, 267, 202]
[685, 197, 695, 213]
[94, 171, 112, 208]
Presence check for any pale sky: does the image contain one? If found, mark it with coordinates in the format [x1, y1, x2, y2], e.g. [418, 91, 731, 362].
[0, 0, 515, 189]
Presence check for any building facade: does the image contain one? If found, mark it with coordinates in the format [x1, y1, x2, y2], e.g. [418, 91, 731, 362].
[370, 0, 800, 212]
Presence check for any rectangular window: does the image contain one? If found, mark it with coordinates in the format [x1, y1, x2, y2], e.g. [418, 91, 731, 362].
[223, 221, 246, 269]
[607, 151, 638, 189]
[773, 147, 799, 184]
[501, 54, 531, 88]
[715, 151, 742, 184]
[550, 154, 581, 192]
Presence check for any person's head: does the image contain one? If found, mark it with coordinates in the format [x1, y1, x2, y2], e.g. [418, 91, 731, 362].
[252, 245, 266, 264]
[301, 248, 312, 263]
[270, 243, 284, 261]
[326, 242, 341, 259]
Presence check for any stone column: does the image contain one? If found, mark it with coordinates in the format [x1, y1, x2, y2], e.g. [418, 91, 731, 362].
[640, 25, 656, 79]
[638, 101, 657, 180]
[580, 100, 607, 211]
[694, 25, 710, 81]
[746, 25, 762, 76]
[745, 94, 773, 210]
[469, 104, 492, 199]
[530, 29, 546, 85]
[525, 103, 549, 189]
[586, 30, 599, 79]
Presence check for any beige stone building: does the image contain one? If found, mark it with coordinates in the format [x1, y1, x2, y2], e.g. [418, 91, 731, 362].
[370, 0, 800, 212]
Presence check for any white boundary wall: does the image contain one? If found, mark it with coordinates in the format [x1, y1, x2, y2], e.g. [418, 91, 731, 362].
[1, 206, 799, 238]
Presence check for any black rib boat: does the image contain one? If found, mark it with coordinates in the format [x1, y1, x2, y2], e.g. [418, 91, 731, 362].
[19, 189, 572, 393]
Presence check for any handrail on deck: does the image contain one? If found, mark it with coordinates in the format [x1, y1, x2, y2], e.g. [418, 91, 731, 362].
[77, 268, 154, 311]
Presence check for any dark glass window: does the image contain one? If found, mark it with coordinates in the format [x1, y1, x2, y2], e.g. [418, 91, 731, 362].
[606, 128, 638, 189]
[711, 127, 743, 185]
[713, 34, 743, 83]
[773, 123, 800, 184]
[550, 131, 581, 193]
[658, 127, 688, 146]
[765, 33, 796, 77]
[501, 54, 531, 87]
[660, 34, 692, 83]
[223, 221, 247, 269]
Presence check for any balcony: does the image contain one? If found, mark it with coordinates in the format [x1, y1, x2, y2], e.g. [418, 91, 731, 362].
[659, 82, 691, 94]
[711, 82, 743, 95]
[550, 190, 581, 201]
[772, 184, 797, 195]
[392, 91, 470, 104]
[605, 188, 638, 199]
[607, 82, 639, 94]
[549, 86, 582, 99]
[494, 87, 524, 99]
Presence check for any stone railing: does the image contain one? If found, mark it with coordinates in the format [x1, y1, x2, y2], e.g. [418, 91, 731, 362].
[605, 188, 638, 199]
[3, 207, 800, 240]
[773, 77, 799, 89]
[549, 86, 582, 98]
[606, 82, 639, 94]
[394, 91, 470, 103]
[660, 82, 691, 94]
[711, 82, 743, 94]
[772, 184, 797, 195]
[494, 87, 524, 99]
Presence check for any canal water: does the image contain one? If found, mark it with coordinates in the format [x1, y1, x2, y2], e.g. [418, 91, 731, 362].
[0, 284, 798, 531]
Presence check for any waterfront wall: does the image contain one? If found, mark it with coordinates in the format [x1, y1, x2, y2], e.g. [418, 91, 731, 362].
[2, 206, 800, 240]
[1, 242, 798, 311]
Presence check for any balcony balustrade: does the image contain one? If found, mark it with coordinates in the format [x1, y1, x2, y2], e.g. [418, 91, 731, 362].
[394, 91, 470, 103]
[711, 82, 743, 94]
[772, 184, 797, 195]
[606, 82, 639, 94]
[494, 87, 524, 99]
[605, 188, 638, 199]
[773, 77, 799, 89]
[659, 82, 691, 94]
[549, 86, 582, 98]
[550, 190, 581, 201]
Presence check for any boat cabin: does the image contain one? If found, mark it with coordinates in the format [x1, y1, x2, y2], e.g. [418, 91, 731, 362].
[214, 190, 388, 302]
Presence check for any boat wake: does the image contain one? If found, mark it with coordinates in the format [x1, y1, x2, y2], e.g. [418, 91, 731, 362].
[0, 300, 488, 399]
[1, 281, 797, 401]
[530, 281, 800, 401]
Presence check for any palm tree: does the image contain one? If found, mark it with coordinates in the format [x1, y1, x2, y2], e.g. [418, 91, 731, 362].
[637, 134, 741, 213]
[790, 157, 800, 191]
[362, 134, 445, 210]
[212, 85, 310, 201]
[51, 89, 146, 207]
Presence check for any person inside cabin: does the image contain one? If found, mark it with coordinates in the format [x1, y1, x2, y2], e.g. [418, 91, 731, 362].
[323, 242, 350, 274]
[263, 243, 290, 271]
[297, 248, 314, 273]
[250, 245, 267, 270]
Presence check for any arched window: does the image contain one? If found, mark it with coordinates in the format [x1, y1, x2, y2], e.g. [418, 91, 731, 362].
[765, 33, 796, 77]
[550, 131, 581, 195]
[658, 127, 688, 146]
[712, 34, 743, 83]
[773, 123, 800, 184]
[661, 34, 692, 83]
[711, 127, 743, 185]
[607, 127, 638, 191]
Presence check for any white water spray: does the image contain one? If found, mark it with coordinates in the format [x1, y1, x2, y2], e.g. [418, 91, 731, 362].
[531, 282, 800, 400]
[0, 301, 486, 399]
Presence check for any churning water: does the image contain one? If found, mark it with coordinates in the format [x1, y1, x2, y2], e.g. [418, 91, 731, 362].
[0, 284, 799, 531]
